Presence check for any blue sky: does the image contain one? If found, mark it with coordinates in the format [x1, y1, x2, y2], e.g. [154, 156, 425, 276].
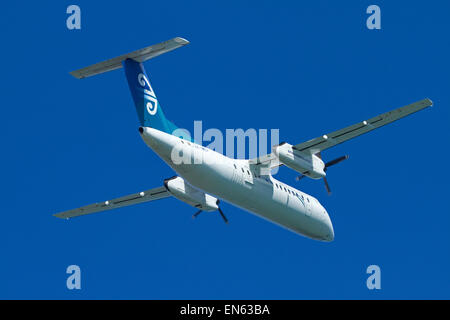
[1, 1, 449, 299]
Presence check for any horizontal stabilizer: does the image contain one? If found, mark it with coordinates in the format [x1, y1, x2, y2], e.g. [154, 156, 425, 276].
[70, 37, 189, 79]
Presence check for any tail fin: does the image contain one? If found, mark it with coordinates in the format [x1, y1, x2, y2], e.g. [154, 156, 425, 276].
[122, 58, 177, 132]
[69, 37, 188, 134]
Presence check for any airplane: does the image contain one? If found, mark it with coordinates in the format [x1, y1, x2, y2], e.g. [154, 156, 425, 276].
[54, 37, 433, 242]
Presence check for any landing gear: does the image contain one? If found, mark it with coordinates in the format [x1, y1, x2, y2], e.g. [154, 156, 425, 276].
[192, 204, 228, 224]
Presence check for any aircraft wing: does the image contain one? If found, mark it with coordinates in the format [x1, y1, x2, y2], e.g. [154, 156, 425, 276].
[54, 186, 170, 219]
[292, 98, 432, 154]
[248, 153, 280, 168]
[249, 98, 432, 170]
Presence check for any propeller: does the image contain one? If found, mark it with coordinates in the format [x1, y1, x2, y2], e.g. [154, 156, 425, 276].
[321, 152, 349, 194]
[296, 172, 308, 181]
[192, 209, 202, 218]
[192, 201, 228, 224]
[218, 207, 229, 224]
[296, 153, 349, 195]
[324, 155, 349, 169]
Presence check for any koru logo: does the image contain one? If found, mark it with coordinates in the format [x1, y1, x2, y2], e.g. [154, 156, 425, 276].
[138, 73, 151, 89]
[137, 73, 158, 115]
[146, 100, 158, 115]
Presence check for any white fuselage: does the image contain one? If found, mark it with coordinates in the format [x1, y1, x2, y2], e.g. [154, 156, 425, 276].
[140, 127, 334, 241]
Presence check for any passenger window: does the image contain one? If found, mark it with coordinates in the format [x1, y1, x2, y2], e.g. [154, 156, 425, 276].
[241, 168, 244, 173]
[247, 170, 250, 175]
[234, 164, 237, 169]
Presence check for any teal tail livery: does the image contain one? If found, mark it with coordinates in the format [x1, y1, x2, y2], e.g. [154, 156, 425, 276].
[122, 58, 178, 132]
[69, 37, 188, 134]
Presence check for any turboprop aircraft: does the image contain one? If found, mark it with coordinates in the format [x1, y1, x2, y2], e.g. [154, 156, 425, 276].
[54, 37, 433, 242]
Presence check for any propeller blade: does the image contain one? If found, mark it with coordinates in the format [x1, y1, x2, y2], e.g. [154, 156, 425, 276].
[325, 155, 349, 168]
[323, 177, 331, 195]
[296, 170, 310, 181]
[218, 207, 229, 224]
[192, 209, 202, 219]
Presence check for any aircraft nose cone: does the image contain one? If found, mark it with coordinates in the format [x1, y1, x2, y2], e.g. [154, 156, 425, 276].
[324, 223, 334, 242]
[323, 215, 334, 242]
[319, 210, 334, 242]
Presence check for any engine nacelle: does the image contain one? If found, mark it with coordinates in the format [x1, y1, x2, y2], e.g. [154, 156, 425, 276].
[164, 176, 219, 212]
[273, 143, 326, 179]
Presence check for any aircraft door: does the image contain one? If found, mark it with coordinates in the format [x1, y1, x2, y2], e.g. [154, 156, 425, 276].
[305, 196, 312, 217]
[231, 163, 244, 185]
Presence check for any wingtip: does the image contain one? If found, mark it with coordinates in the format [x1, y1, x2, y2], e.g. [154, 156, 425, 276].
[69, 70, 83, 79]
[53, 213, 68, 219]
[174, 37, 190, 45]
